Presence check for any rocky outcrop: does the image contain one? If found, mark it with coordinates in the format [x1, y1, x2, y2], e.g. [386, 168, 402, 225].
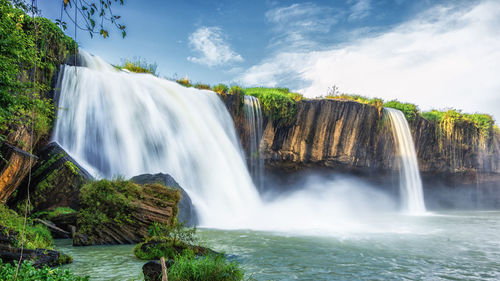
[0, 127, 37, 203]
[130, 173, 198, 226]
[8, 142, 92, 212]
[74, 180, 181, 246]
[223, 97, 500, 197]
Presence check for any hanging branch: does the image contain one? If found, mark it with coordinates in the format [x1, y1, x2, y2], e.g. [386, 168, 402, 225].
[55, 0, 127, 38]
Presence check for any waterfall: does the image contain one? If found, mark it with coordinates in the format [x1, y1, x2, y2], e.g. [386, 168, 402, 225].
[243, 96, 264, 191]
[53, 51, 261, 228]
[385, 108, 426, 214]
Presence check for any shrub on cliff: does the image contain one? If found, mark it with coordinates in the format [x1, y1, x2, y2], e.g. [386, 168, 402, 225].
[246, 87, 303, 126]
[422, 109, 495, 138]
[119, 58, 158, 76]
[384, 100, 419, 121]
[0, 0, 76, 137]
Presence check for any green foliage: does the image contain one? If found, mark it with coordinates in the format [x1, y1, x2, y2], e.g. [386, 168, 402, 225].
[245, 87, 304, 125]
[176, 77, 192, 87]
[384, 100, 419, 121]
[77, 179, 180, 237]
[0, 260, 89, 281]
[194, 83, 211, 90]
[168, 250, 244, 281]
[326, 94, 383, 110]
[119, 58, 158, 76]
[33, 207, 76, 221]
[422, 109, 494, 138]
[0, 204, 53, 249]
[0, 0, 76, 139]
[212, 84, 228, 95]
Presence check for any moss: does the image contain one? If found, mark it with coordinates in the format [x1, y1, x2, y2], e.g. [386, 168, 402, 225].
[64, 160, 80, 175]
[0, 204, 54, 249]
[32, 152, 64, 178]
[423, 109, 495, 139]
[33, 207, 76, 221]
[57, 253, 73, 265]
[77, 179, 180, 237]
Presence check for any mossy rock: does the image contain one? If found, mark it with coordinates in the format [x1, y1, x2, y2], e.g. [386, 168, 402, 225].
[8, 142, 93, 212]
[74, 179, 181, 246]
[134, 237, 214, 260]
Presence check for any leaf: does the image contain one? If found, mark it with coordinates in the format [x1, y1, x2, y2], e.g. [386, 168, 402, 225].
[121, 30, 126, 38]
[100, 29, 108, 38]
[64, 0, 70, 7]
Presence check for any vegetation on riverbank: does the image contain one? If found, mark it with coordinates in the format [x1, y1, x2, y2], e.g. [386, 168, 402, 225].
[0, 260, 89, 281]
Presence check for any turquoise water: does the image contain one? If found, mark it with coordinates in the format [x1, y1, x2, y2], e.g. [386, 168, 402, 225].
[56, 211, 500, 280]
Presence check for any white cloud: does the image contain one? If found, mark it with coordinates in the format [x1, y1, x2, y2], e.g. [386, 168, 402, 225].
[187, 27, 243, 67]
[265, 3, 340, 49]
[348, 0, 371, 21]
[238, 1, 500, 122]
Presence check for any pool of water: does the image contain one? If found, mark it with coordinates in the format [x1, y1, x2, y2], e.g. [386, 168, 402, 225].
[56, 211, 500, 280]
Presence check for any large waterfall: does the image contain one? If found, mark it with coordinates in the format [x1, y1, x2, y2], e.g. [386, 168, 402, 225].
[385, 108, 426, 214]
[53, 51, 261, 228]
[53, 51, 403, 233]
[243, 96, 264, 190]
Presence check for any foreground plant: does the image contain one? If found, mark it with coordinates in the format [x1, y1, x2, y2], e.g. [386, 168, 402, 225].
[0, 260, 89, 281]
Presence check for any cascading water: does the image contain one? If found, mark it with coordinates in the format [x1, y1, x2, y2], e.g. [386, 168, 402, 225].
[53, 51, 261, 228]
[243, 96, 264, 190]
[385, 108, 426, 214]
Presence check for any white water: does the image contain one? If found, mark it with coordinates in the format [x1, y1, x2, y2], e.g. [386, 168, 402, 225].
[243, 96, 264, 190]
[53, 52, 415, 233]
[53, 51, 261, 228]
[386, 108, 426, 214]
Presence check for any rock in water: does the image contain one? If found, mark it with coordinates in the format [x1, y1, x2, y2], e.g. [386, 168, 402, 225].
[73, 179, 181, 246]
[130, 173, 198, 226]
[8, 142, 93, 212]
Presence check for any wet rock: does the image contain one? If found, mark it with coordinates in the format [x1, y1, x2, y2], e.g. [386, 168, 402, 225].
[142, 260, 174, 281]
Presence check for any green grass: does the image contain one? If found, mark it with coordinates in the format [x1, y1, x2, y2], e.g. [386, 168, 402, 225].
[176, 77, 192, 87]
[326, 94, 383, 110]
[212, 84, 228, 95]
[0, 204, 53, 249]
[422, 109, 494, 138]
[383, 100, 419, 121]
[0, 260, 89, 281]
[119, 58, 158, 75]
[245, 87, 303, 125]
[168, 250, 244, 281]
[33, 207, 76, 221]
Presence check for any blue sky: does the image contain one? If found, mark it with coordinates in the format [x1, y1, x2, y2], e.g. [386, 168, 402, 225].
[37, 0, 500, 121]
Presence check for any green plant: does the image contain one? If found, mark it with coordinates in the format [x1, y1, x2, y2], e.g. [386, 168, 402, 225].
[422, 109, 495, 138]
[212, 84, 228, 95]
[33, 207, 76, 220]
[0, 260, 89, 281]
[194, 83, 211, 90]
[384, 100, 419, 121]
[0, 204, 53, 249]
[168, 250, 244, 281]
[326, 94, 383, 110]
[176, 77, 192, 87]
[119, 58, 158, 75]
[245, 87, 303, 126]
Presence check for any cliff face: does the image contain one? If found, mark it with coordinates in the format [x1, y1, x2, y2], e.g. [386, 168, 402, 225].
[224, 97, 500, 187]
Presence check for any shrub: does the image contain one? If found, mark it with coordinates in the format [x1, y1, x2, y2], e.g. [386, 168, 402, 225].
[0, 204, 53, 249]
[384, 100, 419, 121]
[422, 109, 494, 138]
[176, 77, 192, 87]
[194, 83, 211, 90]
[0, 260, 89, 281]
[326, 94, 383, 110]
[212, 84, 228, 95]
[119, 58, 158, 75]
[245, 87, 303, 125]
[168, 250, 244, 281]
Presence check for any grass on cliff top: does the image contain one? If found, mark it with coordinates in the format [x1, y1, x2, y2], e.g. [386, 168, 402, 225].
[77, 179, 181, 236]
[245, 87, 303, 125]
[0, 204, 53, 249]
[0, 260, 89, 281]
[0, 0, 76, 139]
[118, 58, 158, 76]
[326, 94, 384, 110]
[422, 109, 494, 138]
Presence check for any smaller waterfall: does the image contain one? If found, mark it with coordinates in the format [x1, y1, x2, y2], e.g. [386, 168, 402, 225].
[243, 96, 264, 191]
[386, 108, 426, 214]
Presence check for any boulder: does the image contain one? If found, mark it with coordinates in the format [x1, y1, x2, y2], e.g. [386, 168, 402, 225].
[142, 260, 174, 281]
[8, 142, 92, 212]
[73, 179, 181, 246]
[130, 173, 198, 226]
